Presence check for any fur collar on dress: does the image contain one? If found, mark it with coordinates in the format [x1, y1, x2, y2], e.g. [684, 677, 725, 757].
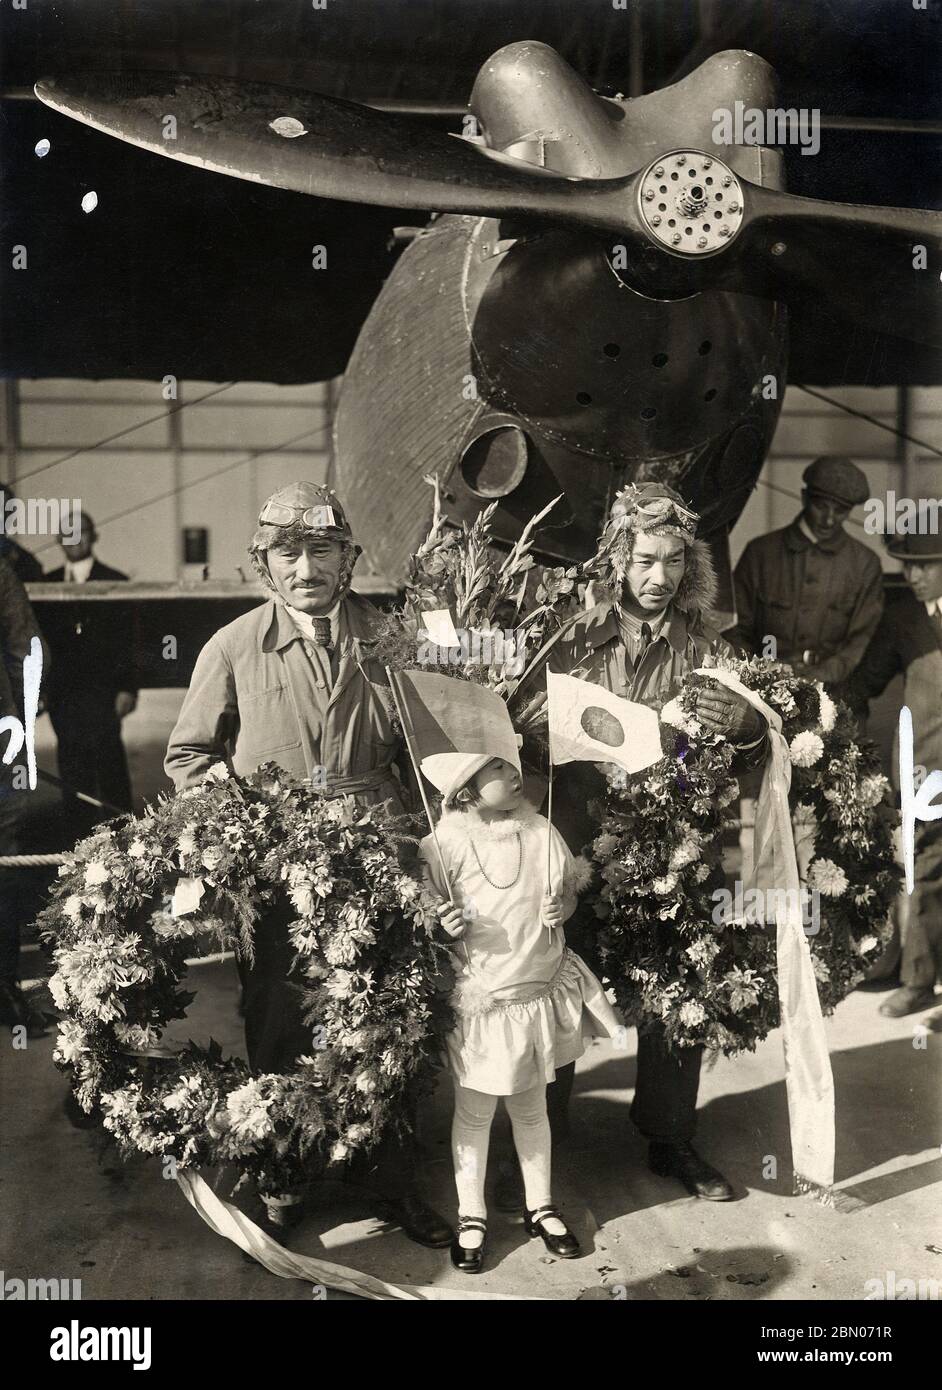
[435, 802, 540, 847]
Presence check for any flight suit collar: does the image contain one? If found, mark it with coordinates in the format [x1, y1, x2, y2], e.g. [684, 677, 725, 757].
[264, 593, 374, 653]
[584, 600, 688, 655]
[784, 514, 849, 557]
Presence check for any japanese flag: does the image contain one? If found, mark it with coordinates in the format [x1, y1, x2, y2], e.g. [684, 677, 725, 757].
[547, 671, 662, 775]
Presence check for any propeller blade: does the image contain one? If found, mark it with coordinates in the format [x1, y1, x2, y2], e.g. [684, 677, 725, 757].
[720, 182, 942, 348]
[34, 72, 643, 240]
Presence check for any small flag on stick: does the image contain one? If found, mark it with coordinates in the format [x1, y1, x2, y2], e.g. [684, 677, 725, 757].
[546, 671, 662, 776]
[395, 669, 520, 780]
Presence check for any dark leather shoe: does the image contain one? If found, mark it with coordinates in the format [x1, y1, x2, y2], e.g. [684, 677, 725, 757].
[648, 1141, 734, 1201]
[260, 1190, 306, 1232]
[493, 1159, 525, 1213]
[450, 1217, 487, 1273]
[524, 1204, 580, 1258]
[879, 986, 937, 1018]
[383, 1195, 454, 1249]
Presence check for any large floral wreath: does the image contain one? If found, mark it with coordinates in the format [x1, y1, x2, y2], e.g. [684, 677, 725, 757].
[580, 655, 900, 1055]
[39, 764, 454, 1193]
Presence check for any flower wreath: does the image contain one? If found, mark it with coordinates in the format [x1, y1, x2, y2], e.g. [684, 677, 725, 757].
[581, 655, 901, 1055]
[39, 764, 454, 1194]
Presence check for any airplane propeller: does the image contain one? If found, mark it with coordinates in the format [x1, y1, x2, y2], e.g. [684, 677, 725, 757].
[35, 66, 942, 347]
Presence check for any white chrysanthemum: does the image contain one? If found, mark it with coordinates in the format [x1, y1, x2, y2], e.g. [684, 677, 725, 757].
[163, 1074, 205, 1112]
[652, 873, 678, 895]
[226, 1080, 275, 1141]
[678, 1000, 707, 1027]
[54, 1018, 90, 1065]
[289, 882, 316, 917]
[694, 863, 711, 883]
[48, 972, 69, 1010]
[685, 937, 720, 967]
[860, 773, 889, 808]
[113, 1021, 161, 1051]
[816, 684, 837, 733]
[83, 861, 109, 887]
[53, 936, 150, 1019]
[669, 838, 701, 872]
[660, 697, 701, 736]
[808, 857, 848, 897]
[177, 826, 198, 856]
[325, 969, 356, 1001]
[789, 730, 824, 768]
[128, 840, 148, 860]
[204, 761, 230, 783]
[354, 1072, 376, 1095]
[592, 832, 619, 860]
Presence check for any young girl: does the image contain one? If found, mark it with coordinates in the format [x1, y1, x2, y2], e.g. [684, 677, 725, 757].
[418, 750, 619, 1274]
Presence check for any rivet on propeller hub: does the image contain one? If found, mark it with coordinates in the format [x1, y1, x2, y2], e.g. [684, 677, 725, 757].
[638, 150, 744, 257]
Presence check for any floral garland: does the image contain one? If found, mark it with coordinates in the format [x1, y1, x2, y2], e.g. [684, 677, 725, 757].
[581, 655, 900, 1054]
[372, 474, 581, 710]
[39, 764, 454, 1193]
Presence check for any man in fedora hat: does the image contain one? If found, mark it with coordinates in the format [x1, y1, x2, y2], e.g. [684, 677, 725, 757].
[166, 482, 453, 1248]
[849, 528, 942, 1018]
[731, 456, 884, 692]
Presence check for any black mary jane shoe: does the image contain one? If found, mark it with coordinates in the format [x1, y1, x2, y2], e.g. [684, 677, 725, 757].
[450, 1217, 488, 1274]
[524, 1204, 580, 1259]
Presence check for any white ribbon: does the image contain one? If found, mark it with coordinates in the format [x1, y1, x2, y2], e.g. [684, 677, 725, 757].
[693, 667, 835, 1199]
[175, 1171, 541, 1300]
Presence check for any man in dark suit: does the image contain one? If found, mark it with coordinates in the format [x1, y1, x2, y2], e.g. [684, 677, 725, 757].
[40, 511, 138, 828]
[849, 531, 942, 1019]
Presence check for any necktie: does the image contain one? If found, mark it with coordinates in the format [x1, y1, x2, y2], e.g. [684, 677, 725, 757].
[304, 617, 333, 690]
[309, 616, 333, 651]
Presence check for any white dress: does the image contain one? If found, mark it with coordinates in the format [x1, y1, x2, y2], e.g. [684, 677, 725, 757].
[419, 805, 620, 1095]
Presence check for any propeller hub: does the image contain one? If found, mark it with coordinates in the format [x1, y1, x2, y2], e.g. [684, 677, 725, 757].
[638, 151, 744, 257]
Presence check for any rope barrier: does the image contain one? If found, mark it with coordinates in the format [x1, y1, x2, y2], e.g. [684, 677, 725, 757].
[0, 852, 68, 866]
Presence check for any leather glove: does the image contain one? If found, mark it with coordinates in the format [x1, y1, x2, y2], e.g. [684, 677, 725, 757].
[694, 686, 765, 744]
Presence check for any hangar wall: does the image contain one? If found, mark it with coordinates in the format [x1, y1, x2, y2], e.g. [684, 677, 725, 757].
[1, 377, 938, 583]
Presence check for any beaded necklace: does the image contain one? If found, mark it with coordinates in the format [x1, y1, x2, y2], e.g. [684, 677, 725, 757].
[469, 832, 522, 890]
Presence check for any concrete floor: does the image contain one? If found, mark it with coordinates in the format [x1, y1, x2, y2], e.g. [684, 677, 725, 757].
[3, 692, 940, 1301]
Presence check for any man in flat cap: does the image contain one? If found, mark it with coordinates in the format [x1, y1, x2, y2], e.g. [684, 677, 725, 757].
[731, 456, 884, 694]
[512, 483, 769, 1204]
[848, 529, 942, 1019]
[166, 483, 452, 1248]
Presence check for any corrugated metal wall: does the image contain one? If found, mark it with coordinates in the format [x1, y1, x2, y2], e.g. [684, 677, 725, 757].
[0, 379, 333, 580]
